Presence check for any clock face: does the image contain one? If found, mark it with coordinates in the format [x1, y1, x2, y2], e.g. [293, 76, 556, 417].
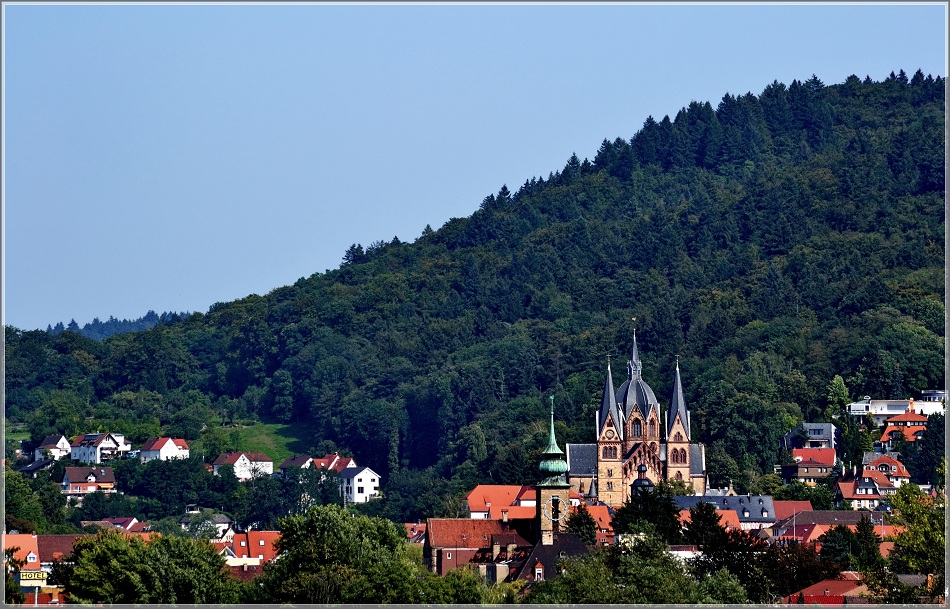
[605, 429, 615, 439]
[543, 495, 565, 521]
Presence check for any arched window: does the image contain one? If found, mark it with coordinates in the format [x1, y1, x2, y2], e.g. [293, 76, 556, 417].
[602, 446, 617, 459]
[679, 448, 687, 463]
[673, 432, 683, 442]
[675, 471, 683, 480]
[631, 420, 642, 436]
[649, 421, 656, 437]
[670, 450, 678, 464]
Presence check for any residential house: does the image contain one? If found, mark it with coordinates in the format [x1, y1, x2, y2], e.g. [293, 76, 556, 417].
[34, 434, 71, 461]
[673, 495, 776, 530]
[584, 503, 616, 546]
[879, 410, 929, 451]
[782, 571, 867, 604]
[139, 437, 190, 462]
[426, 518, 533, 577]
[780, 448, 835, 486]
[770, 500, 813, 526]
[771, 510, 893, 546]
[678, 507, 742, 532]
[212, 451, 274, 481]
[69, 433, 131, 463]
[782, 422, 838, 452]
[61, 466, 116, 499]
[340, 466, 382, 503]
[229, 531, 281, 563]
[465, 485, 537, 520]
[834, 467, 897, 510]
[18, 458, 56, 479]
[863, 453, 912, 488]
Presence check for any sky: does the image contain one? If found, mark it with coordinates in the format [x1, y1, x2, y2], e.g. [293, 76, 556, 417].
[2, 2, 947, 332]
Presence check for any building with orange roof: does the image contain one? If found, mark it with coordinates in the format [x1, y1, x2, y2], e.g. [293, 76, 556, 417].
[312, 452, 357, 473]
[139, 437, 190, 462]
[678, 507, 742, 532]
[864, 453, 912, 487]
[791, 447, 836, 467]
[834, 467, 897, 510]
[783, 571, 867, 604]
[772, 500, 813, 523]
[229, 531, 281, 563]
[405, 522, 427, 544]
[583, 503, 616, 545]
[780, 456, 834, 486]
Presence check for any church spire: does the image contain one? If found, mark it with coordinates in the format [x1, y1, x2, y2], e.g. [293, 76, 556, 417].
[598, 356, 623, 439]
[667, 356, 690, 439]
[538, 396, 569, 487]
[629, 325, 642, 380]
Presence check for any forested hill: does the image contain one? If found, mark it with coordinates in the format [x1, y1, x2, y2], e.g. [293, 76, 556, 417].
[5, 71, 945, 507]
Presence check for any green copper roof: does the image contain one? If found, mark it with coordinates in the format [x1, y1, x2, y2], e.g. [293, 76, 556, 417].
[538, 396, 570, 485]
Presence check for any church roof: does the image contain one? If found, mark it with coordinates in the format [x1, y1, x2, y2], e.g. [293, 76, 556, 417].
[689, 444, 705, 477]
[598, 359, 623, 440]
[666, 362, 690, 438]
[566, 444, 597, 477]
[615, 330, 658, 422]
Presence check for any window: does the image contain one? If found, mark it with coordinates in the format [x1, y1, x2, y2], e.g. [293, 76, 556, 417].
[357, 486, 364, 494]
[259, 540, 265, 546]
[631, 421, 642, 436]
[606, 482, 613, 491]
[606, 469, 613, 477]
[673, 432, 683, 442]
[649, 421, 656, 437]
[535, 567, 544, 581]
[446, 552, 452, 559]
[371, 478, 376, 482]
[670, 450, 679, 464]
[241, 541, 246, 547]
[259, 554, 264, 559]
[602, 446, 617, 459]
[679, 448, 687, 463]
[675, 471, 683, 480]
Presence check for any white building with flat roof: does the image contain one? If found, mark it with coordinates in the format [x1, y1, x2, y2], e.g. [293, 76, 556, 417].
[847, 391, 945, 426]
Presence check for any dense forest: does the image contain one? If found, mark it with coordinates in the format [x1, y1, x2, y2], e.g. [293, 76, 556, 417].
[4, 70, 945, 522]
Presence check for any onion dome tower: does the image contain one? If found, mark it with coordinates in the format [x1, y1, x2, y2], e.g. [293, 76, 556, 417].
[536, 396, 570, 544]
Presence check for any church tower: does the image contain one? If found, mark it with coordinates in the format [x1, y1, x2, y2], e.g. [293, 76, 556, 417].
[596, 357, 624, 507]
[536, 396, 571, 546]
[665, 357, 692, 487]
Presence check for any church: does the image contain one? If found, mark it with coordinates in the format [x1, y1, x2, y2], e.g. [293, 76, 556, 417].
[567, 331, 707, 506]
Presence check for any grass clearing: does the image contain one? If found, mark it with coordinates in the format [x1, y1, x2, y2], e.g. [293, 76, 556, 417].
[205, 419, 322, 464]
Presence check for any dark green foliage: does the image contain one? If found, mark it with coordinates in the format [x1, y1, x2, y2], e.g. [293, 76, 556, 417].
[3, 73, 945, 524]
[566, 502, 598, 545]
[611, 484, 684, 544]
[525, 530, 748, 603]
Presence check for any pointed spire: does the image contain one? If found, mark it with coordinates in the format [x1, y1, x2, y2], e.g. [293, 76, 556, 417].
[667, 356, 690, 439]
[629, 323, 642, 379]
[538, 396, 569, 487]
[599, 356, 623, 439]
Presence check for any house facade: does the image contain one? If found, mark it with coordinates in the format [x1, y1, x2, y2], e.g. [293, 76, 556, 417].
[879, 410, 929, 451]
[34, 434, 71, 461]
[61, 466, 117, 498]
[340, 466, 382, 503]
[139, 437, 190, 462]
[70, 433, 131, 463]
[847, 392, 945, 426]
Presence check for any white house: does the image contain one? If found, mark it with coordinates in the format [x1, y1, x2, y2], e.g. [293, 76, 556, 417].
[139, 437, 190, 462]
[70, 433, 132, 463]
[34, 434, 71, 461]
[212, 452, 274, 482]
[847, 392, 945, 426]
[340, 466, 381, 503]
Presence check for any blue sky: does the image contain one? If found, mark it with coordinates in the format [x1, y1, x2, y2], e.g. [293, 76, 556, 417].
[3, 2, 947, 331]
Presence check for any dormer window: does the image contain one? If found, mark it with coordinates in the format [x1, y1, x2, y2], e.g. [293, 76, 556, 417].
[762, 509, 768, 517]
[743, 509, 750, 518]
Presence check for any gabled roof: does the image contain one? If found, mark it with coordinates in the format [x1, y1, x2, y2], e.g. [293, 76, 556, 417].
[63, 466, 115, 484]
[213, 451, 272, 466]
[38, 434, 68, 448]
[140, 437, 190, 452]
[582, 504, 614, 533]
[791, 447, 836, 466]
[465, 485, 525, 513]
[103, 516, 138, 530]
[773, 510, 887, 529]
[278, 455, 313, 469]
[866, 454, 911, 478]
[512, 532, 589, 581]
[405, 523, 427, 543]
[312, 453, 356, 472]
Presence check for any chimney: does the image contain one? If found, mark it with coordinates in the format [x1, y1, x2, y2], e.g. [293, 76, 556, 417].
[492, 541, 501, 561]
[506, 542, 517, 556]
[501, 509, 508, 523]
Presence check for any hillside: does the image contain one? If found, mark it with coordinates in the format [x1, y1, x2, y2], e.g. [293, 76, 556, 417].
[5, 70, 945, 520]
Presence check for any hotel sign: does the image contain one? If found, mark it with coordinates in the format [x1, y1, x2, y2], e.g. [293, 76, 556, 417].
[19, 571, 47, 584]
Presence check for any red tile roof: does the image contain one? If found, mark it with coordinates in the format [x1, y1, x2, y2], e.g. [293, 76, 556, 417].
[772, 500, 813, 522]
[230, 531, 281, 562]
[465, 484, 526, 513]
[866, 454, 911, 478]
[678, 508, 741, 531]
[141, 437, 190, 451]
[792, 448, 836, 466]
[405, 523, 427, 543]
[4, 534, 42, 569]
[35, 535, 84, 564]
[880, 425, 928, 443]
[888, 411, 929, 423]
[426, 519, 529, 549]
